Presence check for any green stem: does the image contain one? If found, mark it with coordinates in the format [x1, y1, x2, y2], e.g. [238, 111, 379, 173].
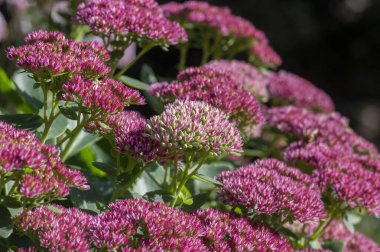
[41, 95, 60, 143]
[201, 33, 211, 65]
[114, 43, 155, 78]
[178, 44, 189, 71]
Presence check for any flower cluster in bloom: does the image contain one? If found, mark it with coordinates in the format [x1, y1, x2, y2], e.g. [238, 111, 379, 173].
[196, 209, 293, 251]
[321, 221, 380, 252]
[0, 122, 88, 199]
[76, 0, 187, 46]
[267, 106, 380, 216]
[268, 71, 335, 112]
[16, 205, 93, 251]
[89, 198, 205, 250]
[61, 76, 145, 115]
[7, 30, 110, 81]
[216, 159, 326, 223]
[149, 66, 264, 132]
[206, 60, 269, 101]
[145, 100, 243, 158]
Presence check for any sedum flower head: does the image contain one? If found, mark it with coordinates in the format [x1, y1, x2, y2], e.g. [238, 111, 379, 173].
[268, 71, 335, 112]
[89, 198, 205, 250]
[196, 209, 293, 251]
[7, 30, 110, 81]
[206, 60, 270, 101]
[149, 66, 264, 133]
[16, 205, 93, 252]
[216, 159, 326, 223]
[61, 76, 145, 115]
[145, 100, 243, 157]
[0, 122, 88, 199]
[76, 0, 187, 46]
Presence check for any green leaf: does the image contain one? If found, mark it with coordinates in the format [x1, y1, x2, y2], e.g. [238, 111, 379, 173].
[12, 71, 44, 110]
[140, 64, 158, 84]
[118, 75, 150, 90]
[0, 197, 23, 209]
[181, 194, 208, 213]
[0, 68, 14, 93]
[143, 190, 172, 203]
[44, 114, 69, 140]
[192, 173, 222, 186]
[59, 106, 79, 120]
[343, 213, 361, 233]
[63, 132, 100, 159]
[310, 240, 322, 249]
[143, 91, 164, 114]
[92, 162, 117, 176]
[193, 162, 233, 191]
[0, 205, 13, 238]
[322, 240, 345, 252]
[0, 114, 43, 131]
[70, 188, 101, 214]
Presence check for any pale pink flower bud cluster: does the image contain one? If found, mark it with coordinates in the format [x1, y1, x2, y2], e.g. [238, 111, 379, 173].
[61, 76, 145, 115]
[145, 100, 243, 157]
[267, 106, 380, 216]
[216, 159, 326, 223]
[7, 30, 110, 79]
[149, 66, 264, 132]
[0, 122, 89, 199]
[76, 0, 187, 45]
[206, 60, 270, 101]
[268, 71, 335, 112]
[16, 205, 93, 251]
[196, 209, 293, 251]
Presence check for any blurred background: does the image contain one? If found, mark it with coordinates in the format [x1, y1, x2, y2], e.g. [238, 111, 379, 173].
[1, 0, 379, 244]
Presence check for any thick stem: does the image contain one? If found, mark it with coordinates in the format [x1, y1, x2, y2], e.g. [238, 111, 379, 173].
[201, 33, 211, 65]
[178, 44, 189, 71]
[114, 43, 155, 78]
[40, 95, 60, 143]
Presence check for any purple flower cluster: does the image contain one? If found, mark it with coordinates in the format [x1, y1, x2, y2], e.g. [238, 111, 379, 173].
[216, 159, 326, 223]
[7, 30, 110, 80]
[61, 76, 145, 115]
[149, 66, 264, 132]
[76, 0, 187, 46]
[16, 205, 93, 251]
[145, 100, 243, 157]
[0, 122, 88, 199]
[267, 106, 380, 216]
[206, 60, 269, 101]
[268, 71, 335, 112]
[196, 209, 293, 251]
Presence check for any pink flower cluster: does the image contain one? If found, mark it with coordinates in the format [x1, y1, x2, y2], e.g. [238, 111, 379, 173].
[216, 159, 326, 223]
[76, 0, 187, 45]
[145, 100, 243, 157]
[16, 205, 93, 251]
[149, 66, 264, 132]
[250, 38, 282, 68]
[17, 199, 294, 251]
[0, 122, 88, 199]
[268, 106, 380, 216]
[268, 71, 335, 112]
[7, 30, 110, 80]
[206, 60, 269, 101]
[196, 209, 293, 251]
[61, 76, 145, 115]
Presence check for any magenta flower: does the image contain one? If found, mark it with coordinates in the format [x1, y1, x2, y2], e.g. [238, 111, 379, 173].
[250, 38, 282, 68]
[196, 209, 293, 251]
[61, 76, 145, 115]
[149, 66, 264, 133]
[76, 0, 187, 46]
[0, 122, 89, 199]
[216, 159, 326, 223]
[140, 237, 208, 252]
[268, 71, 335, 112]
[16, 206, 93, 252]
[145, 100, 243, 157]
[7, 30, 110, 80]
[206, 60, 270, 101]
[89, 198, 205, 250]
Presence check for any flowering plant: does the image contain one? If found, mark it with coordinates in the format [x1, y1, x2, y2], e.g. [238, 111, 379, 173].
[0, 1, 379, 251]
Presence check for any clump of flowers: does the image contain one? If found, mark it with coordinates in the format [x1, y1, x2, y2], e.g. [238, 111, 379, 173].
[268, 71, 335, 112]
[16, 205, 93, 251]
[149, 66, 264, 134]
[162, 1, 280, 67]
[145, 100, 243, 158]
[196, 209, 293, 251]
[7, 30, 110, 83]
[216, 159, 326, 223]
[206, 60, 270, 101]
[89, 198, 205, 250]
[0, 122, 88, 202]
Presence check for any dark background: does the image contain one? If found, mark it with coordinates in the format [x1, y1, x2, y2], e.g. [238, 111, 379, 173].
[153, 0, 380, 148]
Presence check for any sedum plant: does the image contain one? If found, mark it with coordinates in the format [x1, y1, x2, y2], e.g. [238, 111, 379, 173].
[0, 0, 379, 251]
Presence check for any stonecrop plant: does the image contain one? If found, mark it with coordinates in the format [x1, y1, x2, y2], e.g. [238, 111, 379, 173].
[0, 0, 379, 251]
